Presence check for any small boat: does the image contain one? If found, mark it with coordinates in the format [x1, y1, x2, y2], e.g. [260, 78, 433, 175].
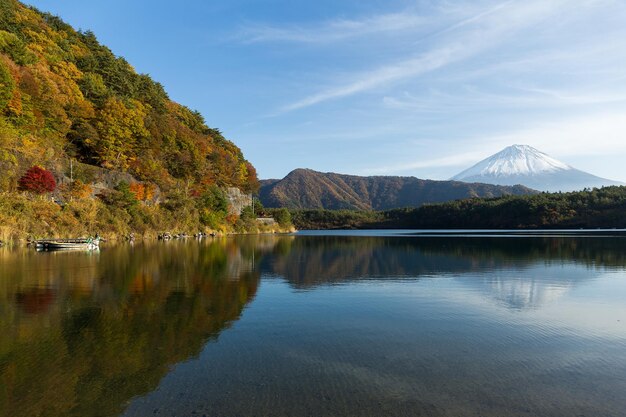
[36, 237, 100, 251]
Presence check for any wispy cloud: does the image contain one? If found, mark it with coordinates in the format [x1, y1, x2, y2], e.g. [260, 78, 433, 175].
[439, 35, 626, 83]
[237, 12, 427, 44]
[382, 87, 626, 113]
[280, 46, 462, 112]
[226, 0, 626, 179]
[278, 0, 573, 112]
[367, 151, 490, 175]
[479, 112, 626, 158]
[425, 0, 516, 39]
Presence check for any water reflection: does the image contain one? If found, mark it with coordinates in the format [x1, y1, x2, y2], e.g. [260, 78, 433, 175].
[126, 234, 626, 417]
[2, 235, 626, 417]
[264, 236, 624, 309]
[0, 241, 260, 417]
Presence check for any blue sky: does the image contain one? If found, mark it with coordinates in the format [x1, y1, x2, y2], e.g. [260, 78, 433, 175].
[25, 0, 626, 181]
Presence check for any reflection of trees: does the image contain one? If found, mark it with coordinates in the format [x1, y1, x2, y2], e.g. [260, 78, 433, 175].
[264, 236, 508, 288]
[0, 241, 260, 417]
[265, 236, 626, 289]
[416, 236, 626, 268]
[265, 236, 459, 287]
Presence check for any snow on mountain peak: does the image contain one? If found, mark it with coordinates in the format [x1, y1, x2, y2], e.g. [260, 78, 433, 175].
[453, 145, 571, 179]
[450, 144, 623, 192]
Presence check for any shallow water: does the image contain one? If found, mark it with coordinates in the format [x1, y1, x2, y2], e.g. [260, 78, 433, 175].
[1, 233, 625, 416]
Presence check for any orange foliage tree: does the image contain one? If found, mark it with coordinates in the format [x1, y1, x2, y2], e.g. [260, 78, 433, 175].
[129, 182, 156, 202]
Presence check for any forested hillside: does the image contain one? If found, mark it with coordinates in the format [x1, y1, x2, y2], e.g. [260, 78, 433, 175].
[260, 168, 536, 210]
[0, 0, 257, 192]
[401, 185, 626, 229]
[290, 186, 626, 230]
[0, 0, 271, 240]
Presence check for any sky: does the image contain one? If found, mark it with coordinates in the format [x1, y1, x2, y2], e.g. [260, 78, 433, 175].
[24, 0, 626, 181]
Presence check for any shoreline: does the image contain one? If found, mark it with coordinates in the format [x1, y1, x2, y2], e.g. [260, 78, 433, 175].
[6, 226, 626, 247]
[0, 191, 295, 245]
[0, 227, 297, 247]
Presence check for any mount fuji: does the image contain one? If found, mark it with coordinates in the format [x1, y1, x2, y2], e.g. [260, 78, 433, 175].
[451, 145, 623, 192]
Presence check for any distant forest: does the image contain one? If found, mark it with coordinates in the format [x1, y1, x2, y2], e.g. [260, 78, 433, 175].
[291, 186, 626, 230]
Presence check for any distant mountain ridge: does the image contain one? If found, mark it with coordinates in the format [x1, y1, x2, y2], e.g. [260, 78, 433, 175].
[452, 145, 623, 192]
[260, 168, 537, 210]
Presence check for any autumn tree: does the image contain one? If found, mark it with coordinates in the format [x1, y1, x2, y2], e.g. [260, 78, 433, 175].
[0, 58, 14, 111]
[91, 97, 149, 170]
[79, 72, 109, 106]
[60, 179, 92, 199]
[18, 166, 56, 194]
[242, 162, 259, 193]
[129, 182, 156, 202]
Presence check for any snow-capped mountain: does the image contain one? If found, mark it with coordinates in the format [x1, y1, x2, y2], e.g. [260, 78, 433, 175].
[451, 145, 623, 192]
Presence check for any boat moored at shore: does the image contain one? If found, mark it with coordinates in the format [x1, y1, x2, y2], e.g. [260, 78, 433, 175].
[35, 237, 100, 251]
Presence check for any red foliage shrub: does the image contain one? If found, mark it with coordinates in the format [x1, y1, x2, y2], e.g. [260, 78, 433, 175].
[18, 166, 56, 194]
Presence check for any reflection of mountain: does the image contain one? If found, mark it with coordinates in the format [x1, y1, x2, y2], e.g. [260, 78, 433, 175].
[457, 266, 593, 310]
[263, 236, 626, 309]
[0, 241, 260, 417]
[493, 275, 570, 309]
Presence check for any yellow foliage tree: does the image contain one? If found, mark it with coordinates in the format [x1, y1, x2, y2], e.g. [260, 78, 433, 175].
[92, 97, 149, 170]
[61, 179, 93, 199]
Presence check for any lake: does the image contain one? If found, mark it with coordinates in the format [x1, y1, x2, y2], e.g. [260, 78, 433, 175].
[1, 232, 625, 416]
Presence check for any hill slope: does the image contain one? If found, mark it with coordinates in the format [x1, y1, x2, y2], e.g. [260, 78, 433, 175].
[0, 0, 258, 193]
[451, 145, 622, 192]
[260, 168, 537, 210]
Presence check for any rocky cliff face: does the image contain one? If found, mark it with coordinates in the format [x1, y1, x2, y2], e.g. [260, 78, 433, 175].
[226, 187, 252, 215]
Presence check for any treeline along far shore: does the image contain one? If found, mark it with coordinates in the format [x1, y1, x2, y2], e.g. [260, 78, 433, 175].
[290, 186, 626, 230]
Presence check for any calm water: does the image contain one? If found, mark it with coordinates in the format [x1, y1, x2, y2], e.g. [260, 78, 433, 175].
[1, 233, 626, 417]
